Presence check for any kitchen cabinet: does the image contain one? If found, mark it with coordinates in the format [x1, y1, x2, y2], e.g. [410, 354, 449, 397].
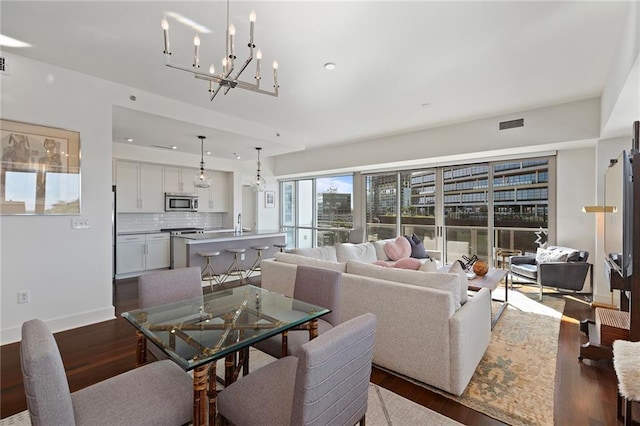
[164, 166, 197, 194]
[198, 171, 230, 212]
[116, 233, 170, 276]
[116, 161, 164, 212]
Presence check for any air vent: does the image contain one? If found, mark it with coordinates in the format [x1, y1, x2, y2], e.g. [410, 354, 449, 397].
[499, 118, 524, 130]
[150, 144, 177, 150]
[0, 56, 8, 75]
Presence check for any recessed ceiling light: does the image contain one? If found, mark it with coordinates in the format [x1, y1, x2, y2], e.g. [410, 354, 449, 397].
[234, 152, 241, 159]
[206, 151, 212, 155]
[324, 62, 336, 70]
[125, 138, 133, 142]
[171, 145, 177, 150]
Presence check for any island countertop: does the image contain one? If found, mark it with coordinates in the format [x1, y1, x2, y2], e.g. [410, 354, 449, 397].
[173, 230, 285, 244]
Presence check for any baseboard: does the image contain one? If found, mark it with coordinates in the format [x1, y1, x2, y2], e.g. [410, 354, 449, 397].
[1, 306, 116, 346]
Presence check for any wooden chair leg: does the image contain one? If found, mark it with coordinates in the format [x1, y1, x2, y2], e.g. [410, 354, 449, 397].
[625, 398, 633, 426]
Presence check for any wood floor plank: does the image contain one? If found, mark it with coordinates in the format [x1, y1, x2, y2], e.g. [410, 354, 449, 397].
[1, 278, 621, 424]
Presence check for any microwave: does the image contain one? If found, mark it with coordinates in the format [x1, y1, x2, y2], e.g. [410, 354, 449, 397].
[165, 193, 198, 212]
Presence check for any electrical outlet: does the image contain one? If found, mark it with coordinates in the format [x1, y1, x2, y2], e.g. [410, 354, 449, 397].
[18, 290, 30, 304]
[71, 217, 91, 229]
[240, 253, 245, 261]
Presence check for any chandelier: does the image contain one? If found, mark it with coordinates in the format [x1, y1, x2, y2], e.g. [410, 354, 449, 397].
[161, 1, 279, 101]
[193, 136, 212, 188]
[252, 147, 266, 192]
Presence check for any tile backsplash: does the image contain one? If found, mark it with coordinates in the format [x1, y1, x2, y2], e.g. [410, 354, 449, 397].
[117, 212, 224, 232]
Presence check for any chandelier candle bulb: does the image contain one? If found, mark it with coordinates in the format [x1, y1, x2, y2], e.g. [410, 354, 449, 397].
[273, 60, 279, 87]
[228, 24, 236, 59]
[193, 34, 200, 68]
[249, 10, 256, 46]
[161, 17, 170, 54]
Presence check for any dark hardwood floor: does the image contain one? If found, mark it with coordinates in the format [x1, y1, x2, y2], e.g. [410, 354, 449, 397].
[0, 278, 623, 424]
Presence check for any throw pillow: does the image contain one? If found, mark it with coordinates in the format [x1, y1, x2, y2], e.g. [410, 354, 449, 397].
[383, 236, 411, 261]
[405, 234, 430, 259]
[535, 247, 569, 264]
[419, 259, 437, 272]
[394, 257, 422, 270]
[448, 260, 469, 304]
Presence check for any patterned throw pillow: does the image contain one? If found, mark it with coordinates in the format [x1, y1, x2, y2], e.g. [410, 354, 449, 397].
[535, 247, 569, 263]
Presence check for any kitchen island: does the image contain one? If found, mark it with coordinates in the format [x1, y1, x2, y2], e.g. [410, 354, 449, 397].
[172, 231, 286, 280]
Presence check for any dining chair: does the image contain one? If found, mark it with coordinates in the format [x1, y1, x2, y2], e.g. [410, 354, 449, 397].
[255, 265, 342, 358]
[218, 313, 377, 426]
[20, 319, 192, 426]
[138, 266, 204, 361]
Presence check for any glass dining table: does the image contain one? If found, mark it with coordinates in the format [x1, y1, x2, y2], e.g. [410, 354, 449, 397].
[121, 284, 330, 426]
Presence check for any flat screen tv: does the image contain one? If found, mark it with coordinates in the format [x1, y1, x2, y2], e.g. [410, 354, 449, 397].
[604, 150, 633, 278]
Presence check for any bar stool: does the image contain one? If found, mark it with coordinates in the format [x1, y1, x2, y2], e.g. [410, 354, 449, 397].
[274, 243, 287, 253]
[246, 245, 269, 280]
[223, 248, 246, 284]
[198, 251, 222, 291]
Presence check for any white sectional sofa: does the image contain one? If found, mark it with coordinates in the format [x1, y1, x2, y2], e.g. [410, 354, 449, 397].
[260, 241, 492, 396]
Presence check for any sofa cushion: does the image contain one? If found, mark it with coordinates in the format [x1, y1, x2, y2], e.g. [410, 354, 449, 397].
[406, 234, 430, 259]
[448, 261, 469, 304]
[345, 260, 461, 310]
[274, 252, 346, 273]
[546, 245, 581, 262]
[384, 237, 411, 261]
[335, 242, 377, 263]
[511, 263, 538, 280]
[290, 246, 338, 262]
[535, 246, 577, 264]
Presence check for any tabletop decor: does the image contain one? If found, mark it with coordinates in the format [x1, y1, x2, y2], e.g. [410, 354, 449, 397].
[0, 119, 80, 215]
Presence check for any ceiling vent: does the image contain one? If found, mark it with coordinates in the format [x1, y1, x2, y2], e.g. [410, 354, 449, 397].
[499, 118, 524, 130]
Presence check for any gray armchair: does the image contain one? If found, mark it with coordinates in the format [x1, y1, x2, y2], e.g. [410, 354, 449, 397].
[509, 245, 591, 300]
[20, 319, 192, 426]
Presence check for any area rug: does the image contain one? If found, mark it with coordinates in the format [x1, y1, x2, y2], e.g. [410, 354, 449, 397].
[383, 288, 564, 426]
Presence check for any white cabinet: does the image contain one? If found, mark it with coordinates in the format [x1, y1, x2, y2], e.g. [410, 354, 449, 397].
[145, 233, 171, 270]
[116, 233, 170, 276]
[164, 166, 197, 194]
[198, 171, 230, 212]
[116, 161, 164, 212]
[116, 235, 146, 275]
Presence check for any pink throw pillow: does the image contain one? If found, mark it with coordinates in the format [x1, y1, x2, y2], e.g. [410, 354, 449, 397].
[372, 260, 394, 267]
[384, 236, 411, 261]
[394, 257, 422, 270]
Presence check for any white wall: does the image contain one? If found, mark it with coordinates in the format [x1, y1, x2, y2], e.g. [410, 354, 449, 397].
[0, 55, 261, 344]
[1, 56, 114, 343]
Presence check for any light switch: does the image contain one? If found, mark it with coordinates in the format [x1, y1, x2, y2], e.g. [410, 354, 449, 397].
[71, 217, 92, 229]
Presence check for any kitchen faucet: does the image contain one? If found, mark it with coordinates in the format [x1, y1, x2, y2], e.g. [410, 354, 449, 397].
[236, 213, 242, 235]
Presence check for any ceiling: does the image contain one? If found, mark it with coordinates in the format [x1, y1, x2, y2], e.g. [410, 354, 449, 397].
[0, 1, 633, 160]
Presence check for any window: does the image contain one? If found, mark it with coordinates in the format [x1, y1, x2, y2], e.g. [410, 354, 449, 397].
[280, 175, 354, 248]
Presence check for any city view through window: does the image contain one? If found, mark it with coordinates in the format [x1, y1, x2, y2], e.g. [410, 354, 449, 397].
[281, 157, 552, 265]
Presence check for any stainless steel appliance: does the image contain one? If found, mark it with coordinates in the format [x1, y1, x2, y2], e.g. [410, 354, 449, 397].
[165, 193, 199, 212]
[161, 227, 205, 268]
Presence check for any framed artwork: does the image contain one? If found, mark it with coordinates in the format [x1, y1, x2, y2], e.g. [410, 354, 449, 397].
[265, 190, 275, 208]
[0, 119, 81, 215]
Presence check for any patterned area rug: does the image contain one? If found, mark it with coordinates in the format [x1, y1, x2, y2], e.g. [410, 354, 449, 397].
[384, 287, 564, 426]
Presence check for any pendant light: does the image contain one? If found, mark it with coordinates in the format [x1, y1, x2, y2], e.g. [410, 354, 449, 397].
[193, 135, 212, 188]
[252, 147, 266, 192]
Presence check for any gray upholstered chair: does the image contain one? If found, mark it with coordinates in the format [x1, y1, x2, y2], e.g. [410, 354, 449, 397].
[20, 319, 192, 426]
[508, 245, 592, 300]
[218, 313, 377, 426]
[255, 265, 342, 358]
[138, 266, 203, 361]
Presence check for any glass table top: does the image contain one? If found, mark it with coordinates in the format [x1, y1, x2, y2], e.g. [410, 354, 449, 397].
[122, 284, 330, 370]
